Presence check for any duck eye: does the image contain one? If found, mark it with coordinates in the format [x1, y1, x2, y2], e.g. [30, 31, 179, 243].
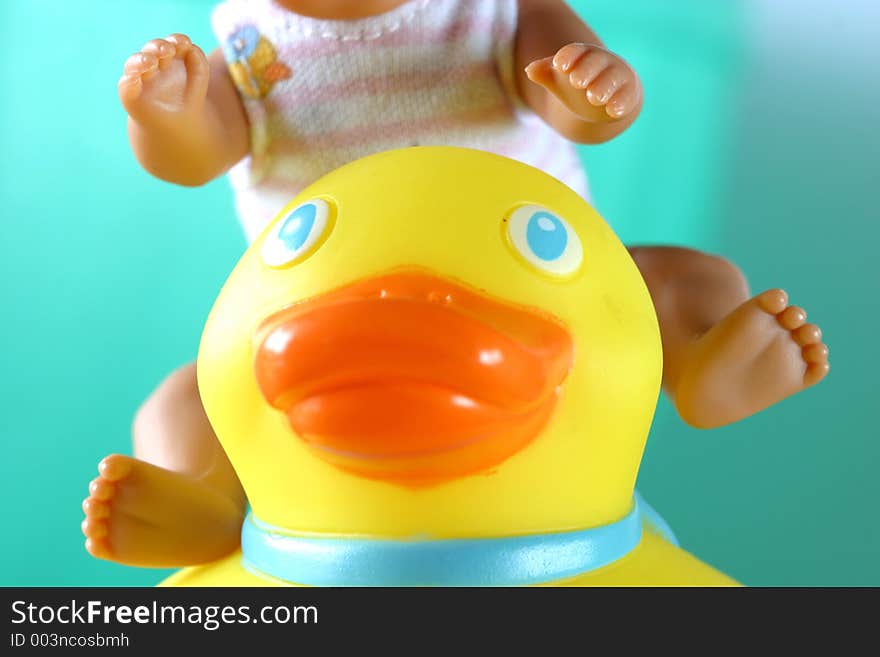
[505, 205, 583, 277]
[261, 199, 333, 268]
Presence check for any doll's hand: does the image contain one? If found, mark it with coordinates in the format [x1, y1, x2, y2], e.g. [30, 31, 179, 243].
[119, 34, 210, 126]
[525, 44, 642, 122]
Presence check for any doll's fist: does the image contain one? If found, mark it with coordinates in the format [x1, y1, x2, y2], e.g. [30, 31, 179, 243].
[526, 43, 642, 121]
[119, 34, 210, 124]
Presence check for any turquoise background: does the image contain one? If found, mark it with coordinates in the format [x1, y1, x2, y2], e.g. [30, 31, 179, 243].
[1, 0, 877, 586]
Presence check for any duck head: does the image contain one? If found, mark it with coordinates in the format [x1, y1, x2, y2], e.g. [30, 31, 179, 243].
[198, 147, 662, 539]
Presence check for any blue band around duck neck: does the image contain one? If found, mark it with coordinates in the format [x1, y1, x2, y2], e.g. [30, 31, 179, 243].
[241, 494, 661, 586]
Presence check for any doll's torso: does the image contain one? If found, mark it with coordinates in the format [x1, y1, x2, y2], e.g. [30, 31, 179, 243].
[213, 0, 588, 242]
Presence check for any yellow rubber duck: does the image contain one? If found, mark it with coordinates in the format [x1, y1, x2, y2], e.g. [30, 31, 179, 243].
[164, 146, 737, 586]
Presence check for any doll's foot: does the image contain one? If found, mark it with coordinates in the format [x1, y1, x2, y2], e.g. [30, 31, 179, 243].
[118, 34, 209, 124]
[673, 289, 830, 428]
[81, 454, 243, 567]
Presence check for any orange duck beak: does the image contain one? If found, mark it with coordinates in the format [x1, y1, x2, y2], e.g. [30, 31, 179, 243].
[254, 270, 573, 486]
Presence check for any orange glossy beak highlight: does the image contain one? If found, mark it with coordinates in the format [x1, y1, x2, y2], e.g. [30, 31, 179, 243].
[254, 270, 573, 486]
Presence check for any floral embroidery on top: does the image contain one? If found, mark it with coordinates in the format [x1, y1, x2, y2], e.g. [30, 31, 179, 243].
[224, 24, 292, 99]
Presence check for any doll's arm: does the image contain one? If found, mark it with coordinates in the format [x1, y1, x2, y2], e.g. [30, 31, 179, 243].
[514, 0, 642, 144]
[119, 35, 249, 186]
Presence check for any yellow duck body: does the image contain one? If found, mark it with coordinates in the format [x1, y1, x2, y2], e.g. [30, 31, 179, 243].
[165, 147, 736, 587]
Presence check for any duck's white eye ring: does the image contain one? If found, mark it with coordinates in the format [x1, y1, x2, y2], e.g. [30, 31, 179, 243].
[505, 205, 583, 277]
[262, 199, 333, 268]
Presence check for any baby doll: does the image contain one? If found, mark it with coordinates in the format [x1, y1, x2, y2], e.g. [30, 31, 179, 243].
[82, 0, 829, 567]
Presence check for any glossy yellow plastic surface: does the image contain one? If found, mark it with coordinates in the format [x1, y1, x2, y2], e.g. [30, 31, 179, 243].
[166, 147, 735, 586]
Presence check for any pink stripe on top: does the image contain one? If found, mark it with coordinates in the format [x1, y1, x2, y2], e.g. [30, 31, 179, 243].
[213, 0, 589, 242]
[267, 61, 498, 108]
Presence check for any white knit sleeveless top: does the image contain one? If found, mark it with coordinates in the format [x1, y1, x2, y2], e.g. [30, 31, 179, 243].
[212, 0, 589, 242]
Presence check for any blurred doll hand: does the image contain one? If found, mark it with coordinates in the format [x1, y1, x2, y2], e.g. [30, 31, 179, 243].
[118, 34, 210, 127]
[525, 43, 642, 122]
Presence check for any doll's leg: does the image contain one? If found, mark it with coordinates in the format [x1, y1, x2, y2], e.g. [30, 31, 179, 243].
[629, 246, 829, 428]
[82, 364, 246, 567]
